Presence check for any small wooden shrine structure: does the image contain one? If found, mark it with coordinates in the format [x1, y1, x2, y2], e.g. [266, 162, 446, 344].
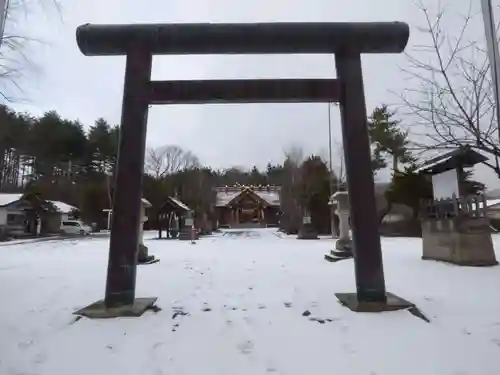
[418, 147, 497, 266]
[157, 196, 191, 239]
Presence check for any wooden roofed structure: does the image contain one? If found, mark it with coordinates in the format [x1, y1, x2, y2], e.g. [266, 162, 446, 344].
[415, 147, 487, 175]
[157, 196, 191, 239]
[415, 146, 487, 202]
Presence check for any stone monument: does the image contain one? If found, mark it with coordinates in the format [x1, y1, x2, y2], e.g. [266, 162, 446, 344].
[297, 211, 319, 239]
[418, 147, 497, 266]
[325, 191, 353, 262]
[179, 210, 199, 241]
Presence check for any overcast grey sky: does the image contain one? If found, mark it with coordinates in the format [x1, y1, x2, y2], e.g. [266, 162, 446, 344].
[4, 0, 500, 189]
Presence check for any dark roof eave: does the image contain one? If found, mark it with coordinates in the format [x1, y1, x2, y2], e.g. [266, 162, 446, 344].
[418, 149, 488, 175]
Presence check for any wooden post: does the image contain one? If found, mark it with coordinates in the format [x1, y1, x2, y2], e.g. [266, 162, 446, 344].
[335, 52, 387, 303]
[104, 47, 152, 308]
[158, 213, 162, 239]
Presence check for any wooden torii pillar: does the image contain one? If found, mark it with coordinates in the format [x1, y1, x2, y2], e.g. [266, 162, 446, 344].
[73, 22, 415, 318]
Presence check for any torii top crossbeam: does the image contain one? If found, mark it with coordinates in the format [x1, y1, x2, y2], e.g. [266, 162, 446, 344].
[76, 22, 409, 56]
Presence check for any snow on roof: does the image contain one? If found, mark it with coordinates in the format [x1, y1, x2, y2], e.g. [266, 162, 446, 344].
[47, 201, 78, 214]
[416, 147, 488, 175]
[0, 193, 23, 207]
[415, 156, 453, 174]
[102, 198, 152, 212]
[487, 198, 500, 208]
[141, 198, 152, 208]
[169, 196, 190, 211]
[215, 190, 243, 206]
[253, 191, 280, 205]
[215, 185, 281, 207]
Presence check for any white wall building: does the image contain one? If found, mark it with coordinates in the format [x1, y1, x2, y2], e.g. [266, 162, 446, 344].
[0, 194, 28, 236]
[0, 194, 79, 237]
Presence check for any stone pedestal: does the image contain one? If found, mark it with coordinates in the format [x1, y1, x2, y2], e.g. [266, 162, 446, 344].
[421, 217, 498, 266]
[297, 215, 318, 240]
[335, 211, 352, 251]
[325, 191, 353, 262]
[137, 243, 151, 261]
[137, 206, 157, 264]
[178, 227, 199, 241]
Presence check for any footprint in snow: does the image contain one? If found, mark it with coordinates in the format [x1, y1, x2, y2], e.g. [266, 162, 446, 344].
[308, 317, 336, 324]
[152, 342, 164, 350]
[18, 340, 35, 349]
[341, 342, 357, 355]
[237, 340, 254, 355]
[32, 351, 48, 365]
[172, 306, 189, 320]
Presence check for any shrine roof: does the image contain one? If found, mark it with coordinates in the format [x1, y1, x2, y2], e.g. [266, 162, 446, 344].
[159, 196, 191, 213]
[48, 200, 79, 214]
[0, 193, 23, 207]
[215, 185, 281, 207]
[415, 147, 487, 175]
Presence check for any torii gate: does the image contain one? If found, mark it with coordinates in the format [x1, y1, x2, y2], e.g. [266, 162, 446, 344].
[73, 22, 415, 318]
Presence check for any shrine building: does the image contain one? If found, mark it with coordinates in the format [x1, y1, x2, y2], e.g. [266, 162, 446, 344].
[213, 184, 281, 228]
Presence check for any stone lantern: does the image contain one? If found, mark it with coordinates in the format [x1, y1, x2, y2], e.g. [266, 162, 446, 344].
[325, 191, 353, 262]
[137, 198, 157, 264]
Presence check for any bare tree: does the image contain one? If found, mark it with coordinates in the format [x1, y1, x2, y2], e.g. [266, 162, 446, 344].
[282, 144, 304, 165]
[145, 145, 200, 178]
[0, 0, 61, 100]
[400, 0, 500, 175]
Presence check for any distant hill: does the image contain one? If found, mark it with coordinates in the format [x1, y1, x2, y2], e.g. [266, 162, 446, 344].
[486, 188, 500, 199]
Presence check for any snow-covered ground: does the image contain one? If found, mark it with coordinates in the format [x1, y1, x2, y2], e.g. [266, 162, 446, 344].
[1, 228, 500, 375]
